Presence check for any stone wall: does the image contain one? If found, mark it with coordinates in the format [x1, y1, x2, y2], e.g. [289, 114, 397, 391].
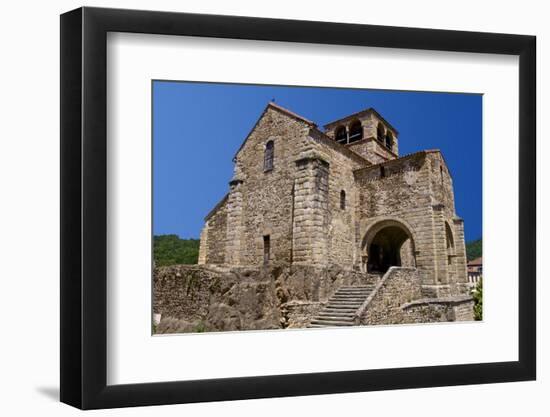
[347, 138, 393, 164]
[281, 301, 324, 328]
[230, 106, 314, 265]
[359, 267, 474, 325]
[355, 153, 436, 286]
[425, 152, 469, 295]
[354, 151, 468, 296]
[199, 195, 228, 265]
[292, 155, 330, 265]
[154, 263, 370, 334]
[359, 267, 423, 325]
[401, 296, 475, 323]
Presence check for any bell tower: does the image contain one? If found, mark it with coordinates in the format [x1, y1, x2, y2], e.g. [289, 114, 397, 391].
[323, 108, 399, 164]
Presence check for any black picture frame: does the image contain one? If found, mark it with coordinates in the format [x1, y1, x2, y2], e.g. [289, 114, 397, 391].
[60, 6, 536, 410]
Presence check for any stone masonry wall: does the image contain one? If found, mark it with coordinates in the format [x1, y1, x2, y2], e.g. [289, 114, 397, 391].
[200, 197, 228, 264]
[355, 153, 437, 287]
[360, 267, 423, 325]
[426, 152, 469, 294]
[232, 107, 314, 266]
[154, 263, 371, 333]
[205, 104, 369, 268]
[355, 151, 468, 297]
[347, 139, 393, 164]
[401, 296, 475, 323]
[359, 267, 474, 325]
[292, 155, 330, 265]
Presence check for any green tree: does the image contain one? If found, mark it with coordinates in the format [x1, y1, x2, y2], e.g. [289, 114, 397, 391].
[472, 278, 483, 321]
[153, 235, 200, 266]
[466, 238, 482, 261]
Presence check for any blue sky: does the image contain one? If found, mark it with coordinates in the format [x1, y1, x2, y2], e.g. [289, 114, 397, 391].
[153, 81, 482, 243]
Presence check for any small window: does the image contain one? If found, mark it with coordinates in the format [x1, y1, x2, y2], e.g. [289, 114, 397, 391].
[263, 235, 271, 264]
[348, 121, 363, 143]
[385, 131, 393, 150]
[377, 123, 385, 142]
[264, 140, 274, 171]
[440, 165, 444, 183]
[380, 165, 386, 178]
[335, 126, 347, 144]
[340, 190, 346, 210]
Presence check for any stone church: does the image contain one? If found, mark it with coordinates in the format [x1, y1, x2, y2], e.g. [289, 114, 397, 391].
[197, 101, 470, 299]
[153, 101, 474, 333]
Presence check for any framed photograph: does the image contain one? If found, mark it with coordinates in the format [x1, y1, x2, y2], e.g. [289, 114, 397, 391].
[60, 6, 536, 409]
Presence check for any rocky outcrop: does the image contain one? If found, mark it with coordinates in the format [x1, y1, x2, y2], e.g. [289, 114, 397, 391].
[154, 263, 370, 334]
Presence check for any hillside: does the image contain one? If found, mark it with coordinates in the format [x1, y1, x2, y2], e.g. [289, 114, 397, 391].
[466, 238, 482, 261]
[153, 234, 482, 266]
[154, 235, 200, 266]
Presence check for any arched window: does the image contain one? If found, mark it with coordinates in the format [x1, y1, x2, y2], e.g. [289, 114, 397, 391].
[348, 121, 363, 143]
[385, 131, 393, 150]
[335, 126, 347, 144]
[340, 190, 346, 210]
[264, 140, 274, 171]
[445, 222, 455, 266]
[445, 222, 454, 249]
[377, 123, 385, 142]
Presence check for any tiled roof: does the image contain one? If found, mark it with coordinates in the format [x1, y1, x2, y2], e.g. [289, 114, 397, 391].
[468, 257, 483, 266]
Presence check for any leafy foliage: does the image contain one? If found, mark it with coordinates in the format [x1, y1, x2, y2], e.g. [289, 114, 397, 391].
[466, 238, 482, 261]
[472, 278, 483, 321]
[153, 234, 199, 266]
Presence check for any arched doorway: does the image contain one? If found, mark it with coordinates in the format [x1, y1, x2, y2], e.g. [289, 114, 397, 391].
[362, 220, 416, 273]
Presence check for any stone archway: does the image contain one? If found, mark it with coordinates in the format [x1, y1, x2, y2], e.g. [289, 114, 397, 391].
[362, 219, 416, 273]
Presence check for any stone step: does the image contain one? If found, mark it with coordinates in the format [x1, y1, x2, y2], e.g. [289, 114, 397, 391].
[339, 285, 375, 288]
[318, 311, 355, 317]
[336, 287, 372, 290]
[308, 283, 378, 328]
[327, 302, 363, 307]
[333, 296, 369, 299]
[331, 296, 366, 299]
[315, 314, 354, 321]
[339, 285, 375, 289]
[310, 319, 355, 326]
[314, 316, 354, 323]
[329, 301, 364, 304]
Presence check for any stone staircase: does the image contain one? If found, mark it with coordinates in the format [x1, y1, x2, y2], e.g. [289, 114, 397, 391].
[309, 277, 380, 328]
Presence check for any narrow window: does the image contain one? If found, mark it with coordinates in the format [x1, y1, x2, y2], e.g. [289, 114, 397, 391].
[263, 235, 271, 264]
[340, 190, 346, 210]
[385, 131, 393, 150]
[440, 165, 444, 183]
[348, 121, 363, 143]
[377, 123, 385, 142]
[335, 126, 347, 144]
[380, 165, 386, 178]
[264, 140, 274, 171]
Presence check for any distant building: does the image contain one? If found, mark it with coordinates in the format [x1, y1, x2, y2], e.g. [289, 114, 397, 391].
[467, 257, 482, 288]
